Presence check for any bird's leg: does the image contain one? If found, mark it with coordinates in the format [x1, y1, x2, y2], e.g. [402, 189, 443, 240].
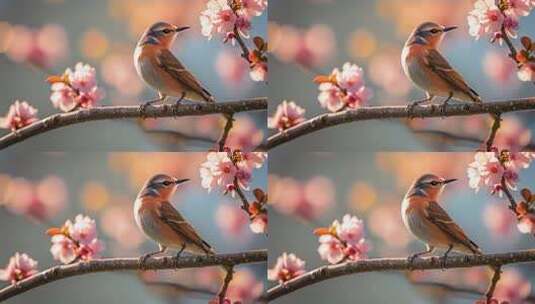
[175, 92, 186, 106]
[140, 93, 166, 117]
[176, 243, 186, 259]
[408, 245, 434, 269]
[440, 92, 454, 116]
[440, 245, 453, 270]
[139, 244, 166, 270]
[408, 93, 434, 118]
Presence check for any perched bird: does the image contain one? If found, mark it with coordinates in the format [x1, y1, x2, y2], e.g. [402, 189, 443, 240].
[134, 21, 215, 109]
[401, 22, 482, 112]
[134, 174, 214, 264]
[401, 174, 481, 266]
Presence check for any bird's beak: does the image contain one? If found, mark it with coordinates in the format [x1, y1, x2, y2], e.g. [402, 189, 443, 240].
[174, 178, 191, 185]
[175, 26, 190, 33]
[443, 26, 458, 32]
[443, 178, 458, 184]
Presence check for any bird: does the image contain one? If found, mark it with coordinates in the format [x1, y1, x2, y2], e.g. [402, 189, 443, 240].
[134, 174, 215, 265]
[401, 174, 481, 267]
[401, 22, 482, 113]
[134, 21, 215, 110]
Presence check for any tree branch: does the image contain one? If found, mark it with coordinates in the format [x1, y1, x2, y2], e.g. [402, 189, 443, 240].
[485, 266, 502, 303]
[485, 114, 502, 151]
[218, 114, 235, 151]
[262, 97, 535, 151]
[0, 250, 267, 302]
[217, 265, 235, 303]
[263, 250, 535, 302]
[0, 98, 267, 151]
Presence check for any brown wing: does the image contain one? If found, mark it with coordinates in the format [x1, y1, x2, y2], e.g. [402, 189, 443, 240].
[425, 201, 480, 254]
[157, 49, 214, 102]
[157, 201, 213, 254]
[425, 49, 480, 102]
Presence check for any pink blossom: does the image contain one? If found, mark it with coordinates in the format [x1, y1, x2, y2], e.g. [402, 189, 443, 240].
[249, 212, 268, 234]
[216, 50, 249, 86]
[241, 0, 267, 17]
[467, 152, 517, 196]
[494, 269, 531, 303]
[50, 63, 104, 112]
[216, 205, 249, 236]
[239, 152, 267, 171]
[493, 118, 532, 150]
[268, 253, 306, 283]
[344, 240, 370, 261]
[200, 152, 239, 193]
[0, 253, 38, 284]
[517, 213, 535, 235]
[504, 0, 532, 18]
[268, 101, 306, 131]
[518, 62, 535, 82]
[483, 204, 516, 236]
[49, 214, 104, 264]
[335, 214, 365, 246]
[317, 235, 345, 264]
[467, 0, 505, 41]
[225, 117, 264, 150]
[483, 50, 517, 84]
[249, 61, 268, 82]
[226, 269, 263, 303]
[317, 63, 372, 112]
[0, 101, 38, 131]
[507, 152, 535, 170]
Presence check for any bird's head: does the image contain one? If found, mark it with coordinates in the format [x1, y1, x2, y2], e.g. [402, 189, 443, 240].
[138, 174, 190, 200]
[138, 21, 190, 48]
[406, 22, 457, 49]
[406, 174, 457, 200]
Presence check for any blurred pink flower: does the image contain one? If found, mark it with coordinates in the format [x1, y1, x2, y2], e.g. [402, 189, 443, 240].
[101, 54, 144, 98]
[216, 50, 249, 86]
[518, 62, 535, 82]
[0, 101, 38, 131]
[270, 176, 335, 221]
[249, 212, 268, 234]
[268, 253, 306, 283]
[494, 269, 531, 303]
[216, 204, 249, 236]
[2, 176, 67, 222]
[101, 205, 145, 250]
[49, 214, 104, 264]
[225, 117, 264, 150]
[226, 269, 263, 303]
[0, 253, 38, 284]
[49, 63, 105, 112]
[240, 152, 267, 171]
[318, 235, 345, 264]
[493, 117, 531, 150]
[317, 63, 372, 112]
[249, 61, 268, 82]
[483, 50, 517, 84]
[268, 101, 306, 131]
[5, 24, 68, 68]
[483, 204, 516, 236]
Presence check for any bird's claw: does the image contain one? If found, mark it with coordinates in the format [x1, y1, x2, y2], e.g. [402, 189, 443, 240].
[139, 254, 150, 270]
[440, 256, 447, 270]
[407, 254, 418, 270]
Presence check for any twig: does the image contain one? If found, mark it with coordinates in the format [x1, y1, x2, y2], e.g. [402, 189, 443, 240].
[262, 97, 535, 151]
[501, 176, 519, 215]
[485, 114, 502, 151]
[234, 178, 252, 216]
[0, 250, 267, 302]
[233, 26, 252, 63]
[485, 266, 502, 303]
[217, 265, 235, 303]
[218, 114, 235, 151]
[262, 250, 535, 301]
[498, 8, 520, 64]
[0, 98, 267, 151]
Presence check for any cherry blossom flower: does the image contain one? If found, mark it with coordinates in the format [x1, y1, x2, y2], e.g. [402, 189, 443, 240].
[504, 0, 532, 18]
[517, 213, 535, 235]
[225, 117, 264, 150]
[493, 118, 532, 150]
[483, 50, 517, 84]
[483, 204, 517, 236]
[49, 214, 104, 264]
[467, 0, 504, 40]
[268, 253, 306, 283]
[226, 269, 263, 303]
[518, 62, 535, 82]
[493, 269, 531, 303]
[249, 61, 268, 82]
[0, 253, 38, 284]
[49, 63, 105, 112]
[467, 152, 518, 195]
[316, 63, 372, 112]
[0, 101, 38, 131]
[216, 204, 249, 237]
[216, 50, 250, 86]
[316, 214, 370, 264]
[268, 101, 306, 131]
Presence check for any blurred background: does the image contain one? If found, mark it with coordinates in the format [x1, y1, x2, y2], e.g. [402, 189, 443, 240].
[269, 0, 535, 152]
[0, 152, 267, 304]
[0, 0, 267, 152]
[269, 151, 535, 303]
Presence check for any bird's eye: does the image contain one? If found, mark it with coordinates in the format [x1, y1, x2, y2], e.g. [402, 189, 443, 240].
[162, 29, 172, 34]
[430, 29, 440, 34]
[430, 181, 439, 186]
[163, 181, 172, 186]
